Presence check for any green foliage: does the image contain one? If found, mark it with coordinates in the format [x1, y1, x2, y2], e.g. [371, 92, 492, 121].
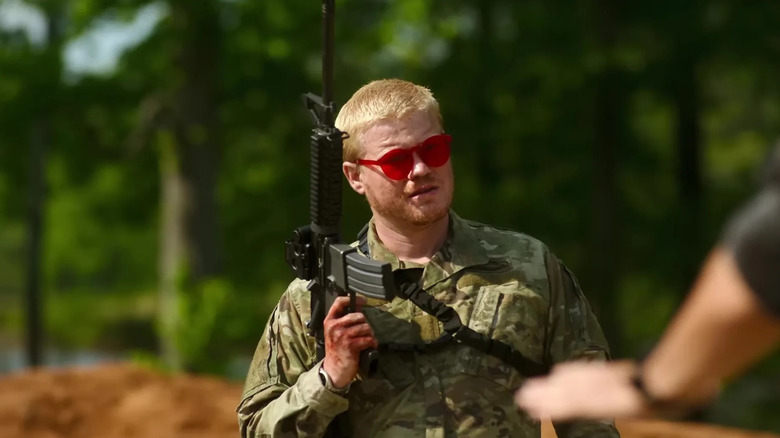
[167, 278, 229, 374]
[0, 289, 157, 350]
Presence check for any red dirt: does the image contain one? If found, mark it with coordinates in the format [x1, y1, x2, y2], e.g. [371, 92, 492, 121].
[0, 363, 240, 438]
[0, 363, 776, 438]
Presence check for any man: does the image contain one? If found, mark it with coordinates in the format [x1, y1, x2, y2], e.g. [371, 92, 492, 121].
[238, 78, 620, 437]
[516, 146, 780, 420]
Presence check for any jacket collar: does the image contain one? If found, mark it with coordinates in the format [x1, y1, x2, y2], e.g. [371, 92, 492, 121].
[366, 210, 490, 289]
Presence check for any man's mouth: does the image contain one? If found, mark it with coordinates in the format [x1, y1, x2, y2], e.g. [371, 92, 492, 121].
[409, 186, 437, 198]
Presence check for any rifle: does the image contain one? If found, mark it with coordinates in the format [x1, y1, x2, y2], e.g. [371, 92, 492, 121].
[285, 0, 394, 381]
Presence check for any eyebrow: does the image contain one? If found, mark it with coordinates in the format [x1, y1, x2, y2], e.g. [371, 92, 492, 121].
[377, 134, 435, 150]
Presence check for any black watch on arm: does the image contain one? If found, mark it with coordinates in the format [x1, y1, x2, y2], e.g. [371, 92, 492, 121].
[630, 362, 710, 420]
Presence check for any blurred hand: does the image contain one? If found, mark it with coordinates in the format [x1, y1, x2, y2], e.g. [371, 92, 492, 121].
[322, 296, 378, 388]
[515, 361, 650, 421]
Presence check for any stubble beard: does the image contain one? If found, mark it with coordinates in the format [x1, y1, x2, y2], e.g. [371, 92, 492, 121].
[366, 183, 452, 228]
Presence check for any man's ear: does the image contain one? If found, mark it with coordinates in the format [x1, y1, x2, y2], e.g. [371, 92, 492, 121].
[343, 161, 365, 195]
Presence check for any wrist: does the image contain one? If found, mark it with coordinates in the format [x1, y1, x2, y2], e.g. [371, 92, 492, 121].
[630, 361, 712, 419]
[319, 364, 350, 396]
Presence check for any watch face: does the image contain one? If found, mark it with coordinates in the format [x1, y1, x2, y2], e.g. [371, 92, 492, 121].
[319, 366, 349, 395]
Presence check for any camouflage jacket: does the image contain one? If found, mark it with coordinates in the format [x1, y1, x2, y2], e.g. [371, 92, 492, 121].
[238, 211, 620, 438]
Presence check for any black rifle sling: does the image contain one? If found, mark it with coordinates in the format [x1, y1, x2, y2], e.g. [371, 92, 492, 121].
[357, 223, 370, 256]
[357, 225, 549, 378]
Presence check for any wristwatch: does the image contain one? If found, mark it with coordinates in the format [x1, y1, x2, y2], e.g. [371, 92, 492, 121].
[630, 362, 709, 419]
[318, 365, 350, 396]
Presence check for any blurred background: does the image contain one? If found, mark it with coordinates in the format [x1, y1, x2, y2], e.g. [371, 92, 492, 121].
[0, 0, 778, 433]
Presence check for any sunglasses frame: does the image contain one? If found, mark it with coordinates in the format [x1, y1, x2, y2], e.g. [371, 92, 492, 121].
[357, 133, 452, 180]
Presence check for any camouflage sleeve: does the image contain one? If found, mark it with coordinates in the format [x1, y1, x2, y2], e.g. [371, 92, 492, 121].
[543, 250, 621, 438]
[237, 283, 349, 438]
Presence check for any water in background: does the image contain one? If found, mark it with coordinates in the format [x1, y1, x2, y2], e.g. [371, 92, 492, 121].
[0, 346, 251, 381]
[0, 346, 125, 374]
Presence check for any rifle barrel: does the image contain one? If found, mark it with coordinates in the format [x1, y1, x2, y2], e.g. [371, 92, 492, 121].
[322, 0, 335, 123]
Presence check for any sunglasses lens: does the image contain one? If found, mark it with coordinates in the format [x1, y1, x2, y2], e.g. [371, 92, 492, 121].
[377, 149, 413, 180]
[418, 135, 451, 168]
[367, 134, 451, 180]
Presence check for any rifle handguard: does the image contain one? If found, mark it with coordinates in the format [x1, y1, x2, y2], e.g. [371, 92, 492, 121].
[305, 94, 343, 237]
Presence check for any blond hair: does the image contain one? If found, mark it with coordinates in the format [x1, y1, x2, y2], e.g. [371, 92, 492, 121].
[335, 79, 443, 162]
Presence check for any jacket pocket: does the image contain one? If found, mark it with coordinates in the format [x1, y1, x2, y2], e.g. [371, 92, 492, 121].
[460, 283, 547, 389]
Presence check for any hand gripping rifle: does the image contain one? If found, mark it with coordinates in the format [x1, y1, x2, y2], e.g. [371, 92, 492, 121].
[285, 0, 395, 380]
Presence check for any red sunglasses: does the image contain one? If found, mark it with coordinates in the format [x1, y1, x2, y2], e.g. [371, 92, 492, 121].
[357, 134, 452, 180]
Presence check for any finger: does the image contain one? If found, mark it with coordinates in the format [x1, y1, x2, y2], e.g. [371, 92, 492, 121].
[326, 296, 353, 320]
[327, 322, 375, 346]
[327, 311, 370, 328]
[350, 336, 379, 351]
[516, 382, 566, 420]
[517, 379, 561, 406]
[515, 379, 543, 409]
[341, 322, 375, 340]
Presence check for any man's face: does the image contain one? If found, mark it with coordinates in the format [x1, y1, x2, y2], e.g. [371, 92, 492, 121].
[344, 110, 454, 227]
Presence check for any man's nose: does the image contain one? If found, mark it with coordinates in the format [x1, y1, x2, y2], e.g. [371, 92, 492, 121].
[408, 152, 431, 179]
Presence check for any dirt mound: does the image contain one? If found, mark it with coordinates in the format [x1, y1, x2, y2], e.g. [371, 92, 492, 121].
[0, 363, 241, 438]
[0, 363, 777, 438]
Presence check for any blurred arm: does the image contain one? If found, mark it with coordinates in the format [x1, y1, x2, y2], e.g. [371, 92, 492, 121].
[643, 182, 780, 403]
[517, 165, 780, 421]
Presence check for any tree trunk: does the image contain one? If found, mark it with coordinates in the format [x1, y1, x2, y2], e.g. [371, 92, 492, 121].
[25, 119, 49, 367]
[170, 0, 223, 280]
[673, 50, 703, 293]
[24, 5, 62, 368]
[158, 135, 186, 370]
[473, 0, 498, 194]
[588, 0, 623, 355]
[157, 0, 223, 370]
